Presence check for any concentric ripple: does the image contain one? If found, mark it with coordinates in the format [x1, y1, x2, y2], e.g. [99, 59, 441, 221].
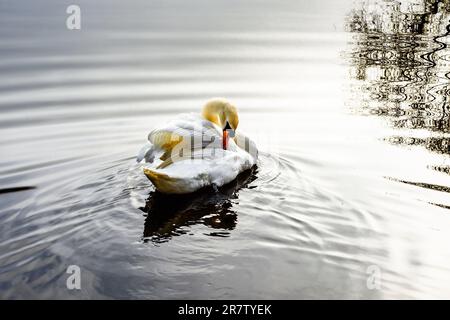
[2, 0, 450, 300]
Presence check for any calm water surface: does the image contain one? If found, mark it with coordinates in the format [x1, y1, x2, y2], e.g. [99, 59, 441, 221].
[2, 0, 450, 299]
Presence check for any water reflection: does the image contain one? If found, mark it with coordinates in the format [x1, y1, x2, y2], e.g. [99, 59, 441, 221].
[140, 167, 258, 244]
[347, 0, 450, 158]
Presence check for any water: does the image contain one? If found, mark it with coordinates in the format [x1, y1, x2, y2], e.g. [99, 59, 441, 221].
[2, 0, 450, 299]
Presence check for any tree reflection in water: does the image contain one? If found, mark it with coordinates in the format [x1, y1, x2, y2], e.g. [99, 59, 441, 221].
[346, 0, 450, 161]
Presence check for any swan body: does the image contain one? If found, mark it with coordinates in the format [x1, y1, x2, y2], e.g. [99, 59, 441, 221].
[137, 99, 258, 194]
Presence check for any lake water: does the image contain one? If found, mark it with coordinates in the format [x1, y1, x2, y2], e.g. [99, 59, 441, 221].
[2, 0, 450, 299]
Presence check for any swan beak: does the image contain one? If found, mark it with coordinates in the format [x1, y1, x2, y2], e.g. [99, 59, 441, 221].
[222, 129, 235, 150]
[223, 130, 228, 150]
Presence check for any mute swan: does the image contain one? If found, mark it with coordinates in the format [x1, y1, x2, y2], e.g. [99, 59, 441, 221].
[137, 98, 258, 194]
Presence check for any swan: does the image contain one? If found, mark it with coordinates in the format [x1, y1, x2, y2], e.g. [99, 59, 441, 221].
[137, 98, 258, 194]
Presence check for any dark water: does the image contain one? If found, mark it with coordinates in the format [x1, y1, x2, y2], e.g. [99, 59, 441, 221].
[2, 0, 450, 299]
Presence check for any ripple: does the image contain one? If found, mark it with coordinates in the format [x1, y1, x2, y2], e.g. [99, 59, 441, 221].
[1, 0, 444, 299]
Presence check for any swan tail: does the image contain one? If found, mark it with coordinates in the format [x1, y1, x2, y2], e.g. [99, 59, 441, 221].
[143, 168, 179, 193]
[144, 168, 168, 184]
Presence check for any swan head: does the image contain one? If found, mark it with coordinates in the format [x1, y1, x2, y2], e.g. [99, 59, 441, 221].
[202, 98, 239, 150]
[202, 98, 239, 131]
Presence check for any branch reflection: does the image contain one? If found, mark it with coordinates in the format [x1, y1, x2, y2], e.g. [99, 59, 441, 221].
[347, 0, 450, 159]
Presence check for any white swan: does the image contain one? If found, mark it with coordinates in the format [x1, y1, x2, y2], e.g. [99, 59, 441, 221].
[137, 98, 258, 194]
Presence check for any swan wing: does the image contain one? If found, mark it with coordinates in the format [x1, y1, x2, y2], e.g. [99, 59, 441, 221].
[146, 113, 224, 167]
[148, 113, 220, 149]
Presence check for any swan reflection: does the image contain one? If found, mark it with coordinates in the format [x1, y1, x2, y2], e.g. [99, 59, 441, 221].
[140, 167, 257, 244]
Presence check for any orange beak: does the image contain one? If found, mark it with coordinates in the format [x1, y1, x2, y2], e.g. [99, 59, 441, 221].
[222, 129, 228, 150]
